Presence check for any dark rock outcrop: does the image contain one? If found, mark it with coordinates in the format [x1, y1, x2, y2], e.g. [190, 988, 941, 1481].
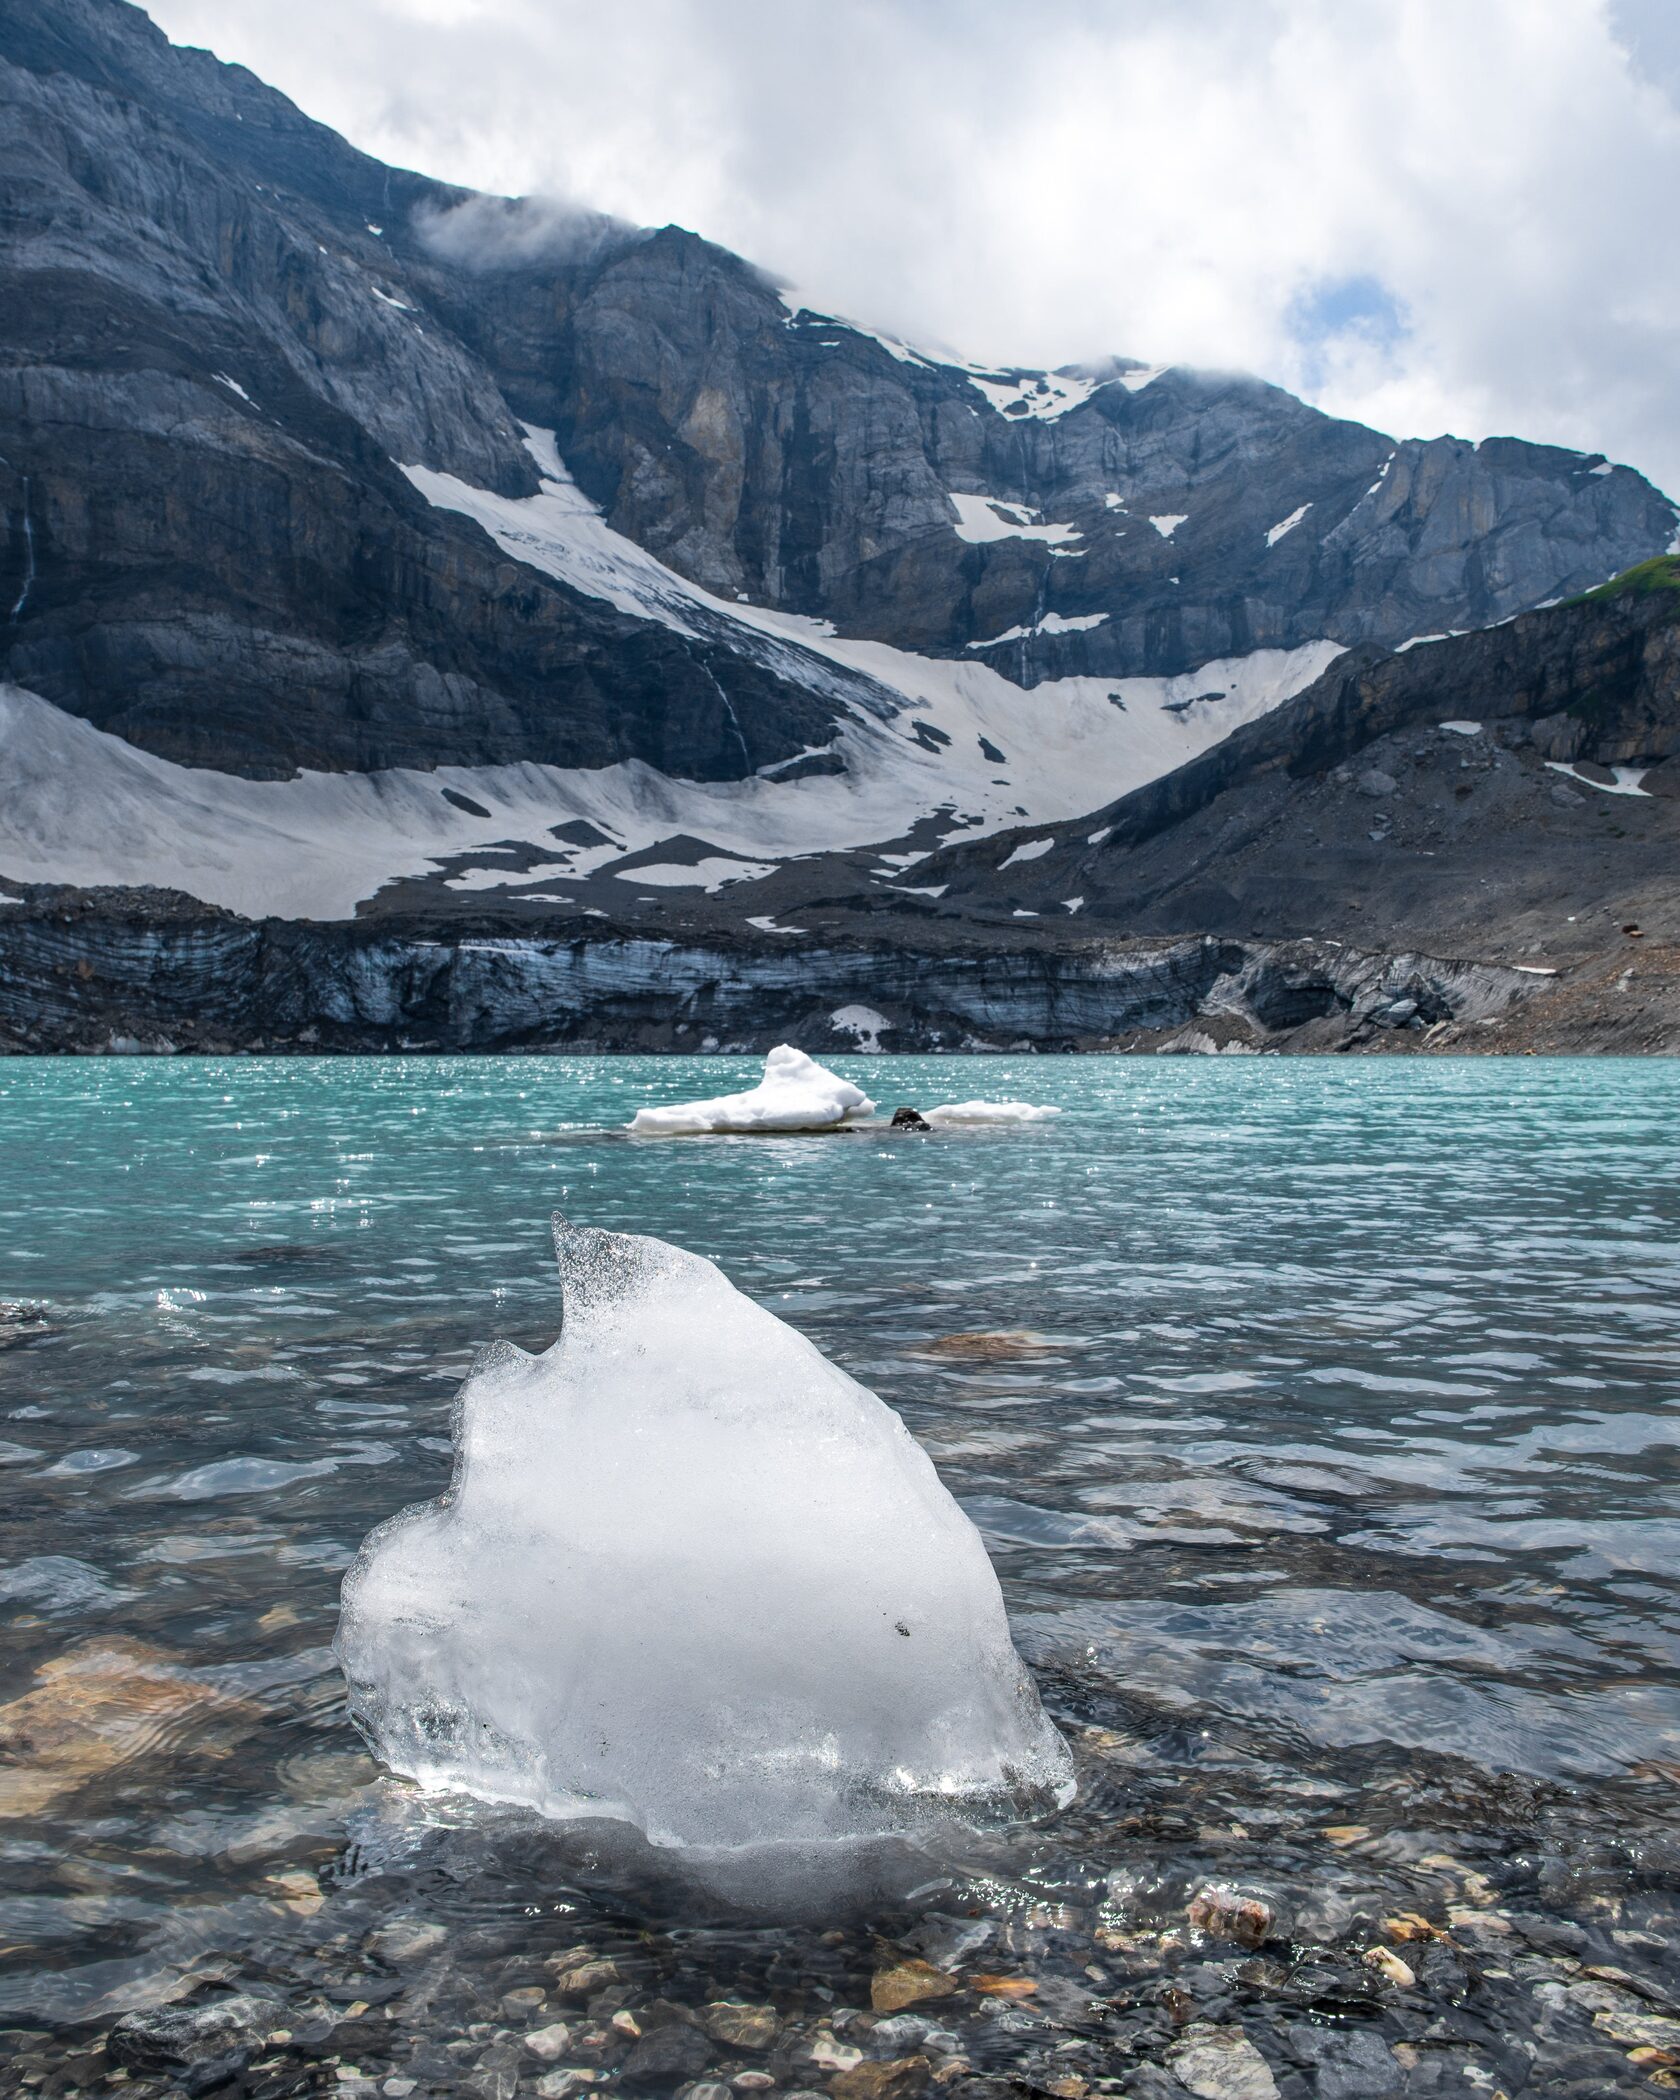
[911, 563, 1680, 955]
[0, 886, 1548, 1055]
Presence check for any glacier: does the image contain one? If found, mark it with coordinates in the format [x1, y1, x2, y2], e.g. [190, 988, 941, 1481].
[335, 1216, 1074, 1852]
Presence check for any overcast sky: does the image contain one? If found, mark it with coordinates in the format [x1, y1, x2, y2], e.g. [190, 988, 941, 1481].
[143, 0, 1680, 502]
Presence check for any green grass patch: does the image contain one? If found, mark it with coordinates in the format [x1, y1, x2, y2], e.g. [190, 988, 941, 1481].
[1567, 554, 1680, 605]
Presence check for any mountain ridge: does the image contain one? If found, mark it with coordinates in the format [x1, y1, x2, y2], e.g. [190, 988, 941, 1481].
[0, 0, 1676, 1054]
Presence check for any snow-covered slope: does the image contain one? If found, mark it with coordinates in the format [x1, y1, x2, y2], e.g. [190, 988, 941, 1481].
[0, 428, 1339, 920]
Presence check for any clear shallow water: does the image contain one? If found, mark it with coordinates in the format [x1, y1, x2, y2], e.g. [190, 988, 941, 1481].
[1, 1055, 1677, 2096]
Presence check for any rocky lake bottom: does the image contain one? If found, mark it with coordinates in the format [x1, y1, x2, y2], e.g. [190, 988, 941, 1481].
[0, 1054, 1676, 2098]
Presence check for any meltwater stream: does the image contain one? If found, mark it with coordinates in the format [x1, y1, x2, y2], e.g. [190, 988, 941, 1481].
[1, 1057, 1677, 2098]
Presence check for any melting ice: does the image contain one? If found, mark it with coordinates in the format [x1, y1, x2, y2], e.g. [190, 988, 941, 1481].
[628, 1044, 874, 1134]
[336, 1217, 1073, 1852]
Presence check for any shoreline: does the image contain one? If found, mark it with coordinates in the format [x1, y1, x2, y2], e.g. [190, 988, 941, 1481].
[1, 892, 1674, 1058]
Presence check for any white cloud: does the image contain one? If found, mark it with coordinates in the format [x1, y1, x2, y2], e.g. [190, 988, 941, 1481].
[141, 0, 1680, 497]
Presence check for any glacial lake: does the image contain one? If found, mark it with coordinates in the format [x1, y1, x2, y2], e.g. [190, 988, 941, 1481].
[1, 1055, 1677, 2096]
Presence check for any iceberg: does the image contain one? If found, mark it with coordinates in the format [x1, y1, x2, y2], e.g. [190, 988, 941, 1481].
[628, 1044, 875, 1135]
[335, 1216, 1073, 1852]
[923, 1100, 1062, 1125]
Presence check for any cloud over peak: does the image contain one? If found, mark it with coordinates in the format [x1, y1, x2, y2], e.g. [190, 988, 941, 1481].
[144, 0, 1680, 497]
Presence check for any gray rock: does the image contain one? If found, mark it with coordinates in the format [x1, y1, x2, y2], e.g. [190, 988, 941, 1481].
[1356, 768, 1398, 798]
[621, 2023, 713, 2087]
[1163, 2022, 1279, 2100]
[105, 1995, 271, 2074]
[365, 1919, 449, 1964]
[1287, 2028, 1401, 2099]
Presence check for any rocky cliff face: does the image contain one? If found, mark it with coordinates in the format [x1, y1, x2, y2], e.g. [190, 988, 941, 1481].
[1, 0, 1674, 792]
[0, 890, 1552, 1056]
[906, 563, 1680, 962]
[0, 0, 857, 779]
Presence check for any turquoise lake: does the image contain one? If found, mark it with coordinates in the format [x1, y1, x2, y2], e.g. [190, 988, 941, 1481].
[1, 1055, 1677, 2094]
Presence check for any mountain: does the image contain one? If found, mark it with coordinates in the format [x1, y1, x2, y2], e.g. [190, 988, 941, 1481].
[1, 0, 1676, 1055]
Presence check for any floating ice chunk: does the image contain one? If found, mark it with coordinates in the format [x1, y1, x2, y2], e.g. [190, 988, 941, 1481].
[628, 1044, 875, 1134]
[335, 1217, 1073, 1850]
[922, 1101, 1062, 1126]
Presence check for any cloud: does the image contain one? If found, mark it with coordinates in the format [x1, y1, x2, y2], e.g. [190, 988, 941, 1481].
[413, 193, 640, 271]
[142, 0, 1680, 497]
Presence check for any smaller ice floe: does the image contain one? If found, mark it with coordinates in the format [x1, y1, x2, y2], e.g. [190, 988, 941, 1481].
[923, 1101, 1061, 1126]
[948, 493, 1082, 546]
[629, 1045, 876, 1135]
[830, 1005, 892, 1051]
[1150, 514, 1188, 539]
[1266, 503, 1312, 547]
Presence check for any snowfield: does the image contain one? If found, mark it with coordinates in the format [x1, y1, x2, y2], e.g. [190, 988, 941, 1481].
[0, 426, 1343, 920]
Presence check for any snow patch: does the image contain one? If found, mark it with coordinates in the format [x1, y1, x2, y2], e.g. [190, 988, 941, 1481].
[1439, 720, 1483, 737]
[966, 371, 1102, 421]
[830, 1005, 891, 1052]
[370, 285, 415, 313]
[999, 837, 1056, 869]
[211, 373, 252, 403]
[1265, 503, 1312, 547]
[1546, 762, 1650, 797]
[948, 493, 1083, 546]
[614, 858, 778, 892]
[1117, 363, 1169, 392]
[1149, 514, 1187, 540]
[967, 612, 1108, 649]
